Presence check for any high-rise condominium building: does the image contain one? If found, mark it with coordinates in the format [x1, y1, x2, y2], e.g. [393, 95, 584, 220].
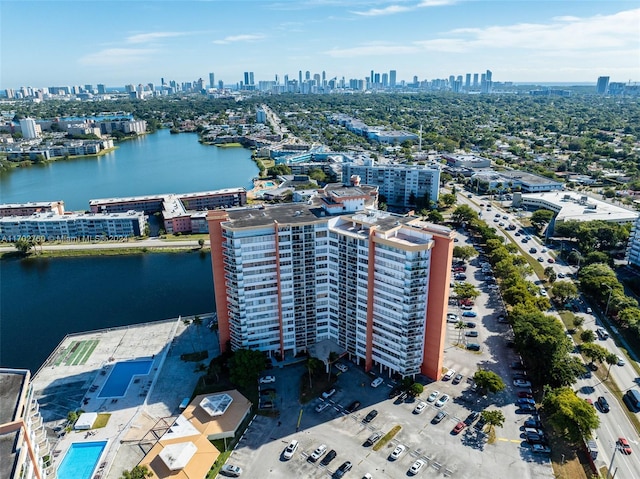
[19, 118, 38, 139]
[208, 204, 454, 380]
[596, 76, 610, 94]
[209, 72, 215, 89]
[342, 163, 440, 208]
[389, 70, 397, 87]
[1, 368, 52, 479]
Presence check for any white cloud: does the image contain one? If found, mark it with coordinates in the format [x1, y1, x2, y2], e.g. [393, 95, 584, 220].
[78, 48, 156, 67]
[126, 31, 187, 44]
[353, 0, 456, 16]
[213, 34, 266, 45]
[325, 43, 419, 57]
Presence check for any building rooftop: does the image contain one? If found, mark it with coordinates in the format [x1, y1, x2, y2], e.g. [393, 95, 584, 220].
[0, 369, 26, 424]
[0, 210, 143, 222]
[223, 204, 325, 228]
[0, 201, 63, 209]
[473, 169, 563, 186]
[522, 192, 639, 223]
[89, 188, 245, 206]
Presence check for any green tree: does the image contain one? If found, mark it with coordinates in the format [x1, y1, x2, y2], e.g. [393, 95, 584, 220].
[548, 355, 587, 387]
[604, 353, 618, 380]
[481, 409, 505, 435]
[14, 237, 34, 255]
[306, 356, 323, 388]
[198, 238, 205, 249]
[409, 382, 424, 397]
[228, 349, 267, 389]
[530, 209, 555, 229]
[455, 321, 467, 345]
[580, 330, 595, 343]
[551, 281, 578, 303]
[542, 387, 599, 441]
[439, 193, 457, 208]
[451, 205, 478, 225]
[618, 307, 640, 328]
[453, 282, 480, 300]
[580, 343, 608, 366]
[452, 245, 477, 262]
[473, 370, 506, 395]
[426, 209, 444, 223]
[543, 266, 556, 283]
[120, 465, 153, 479]
[267, 164, 291, 177]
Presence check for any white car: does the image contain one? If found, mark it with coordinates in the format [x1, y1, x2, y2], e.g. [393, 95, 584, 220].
[309, 444, 327, 462]
[413, 401, 427, 414]
[446, 313, 459, 323]
[617, 356, 625, 366]
[335, 363, 348, 373]
[283, 439, 299, 460]
[321, 388, 336, 399]
[259, 376, 276, 384]
[443, 369, 456, 381]
[435, 394, 450, 408]
[409, 459, 425, 474]
[315, 402, 330, 412]
[514, 379, 532, 388]
[389, 444, 406, 460]
[427, 390, 440, 403]
[371, 377, 384, 388]
[220, 464, 243, 477]
[539, 289, 547, 297]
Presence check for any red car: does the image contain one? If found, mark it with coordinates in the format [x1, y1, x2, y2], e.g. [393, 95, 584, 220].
[453, 421, 466, 434]
[518, 391, 533, 399]
[617, 437, 632, 455]
[460, 299, 474, 306]
[547, 258, 555, 263]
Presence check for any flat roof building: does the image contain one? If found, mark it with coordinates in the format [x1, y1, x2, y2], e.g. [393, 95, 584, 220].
[0, 369, 51, 479]
[342, 163, 440, 209]
[471, 170, 563, 193]
[207, 204, 454, 380]
[0, 201, 64, 218]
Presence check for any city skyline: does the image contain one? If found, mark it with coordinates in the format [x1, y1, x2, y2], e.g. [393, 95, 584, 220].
[1, 1, 638, 89]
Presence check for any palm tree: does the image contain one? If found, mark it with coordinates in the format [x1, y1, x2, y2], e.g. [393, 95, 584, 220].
[455, 321, 467, 346]
[605, 353, 618, 380]
[327, 351, 339, 381]
[307, 357, 323, 388]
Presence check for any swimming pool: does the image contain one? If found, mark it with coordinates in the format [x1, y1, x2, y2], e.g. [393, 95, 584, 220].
[98, 360, 152, 398]
[264, 181, 275, 187]
[57, 441, 106, 479]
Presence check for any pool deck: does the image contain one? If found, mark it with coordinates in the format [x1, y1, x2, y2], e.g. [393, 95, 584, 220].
[32, 314, 220, 479]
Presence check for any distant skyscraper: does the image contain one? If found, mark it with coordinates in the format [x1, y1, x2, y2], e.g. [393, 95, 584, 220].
[473, 73, 479, 88]
[465, 74, 471, 89]
[19, 118, 38, 139]
[389, 70, 397, 87]
[305, 71, 311, 81]
[486, 70, 492, 82]
[243, 72, 250, 86]
[596, 76, 610, 94]
[97, 84, 106, 94]
[382, 73, 388, 87]
[249, 72, 254, 85]
[209, 72, 215, 89]
[449, 75, 455, 87]
[218, 80, 224, 90]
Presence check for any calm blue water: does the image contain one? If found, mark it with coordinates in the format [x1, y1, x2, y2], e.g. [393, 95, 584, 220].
[57, 441, 106, 479]
[0, 252, 215, 373]
[0, 129, 257, 210]
[99, 360, 152, 397]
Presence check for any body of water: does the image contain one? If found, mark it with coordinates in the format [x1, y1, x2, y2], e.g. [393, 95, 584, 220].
[0, 252, 215, 373]
[0, 129, 257, 210]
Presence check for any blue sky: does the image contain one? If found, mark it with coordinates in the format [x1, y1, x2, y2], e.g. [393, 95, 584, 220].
[1, 0, 638, 88]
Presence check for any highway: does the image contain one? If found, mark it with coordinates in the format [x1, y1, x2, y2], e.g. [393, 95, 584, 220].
[457, 190, 640, 477]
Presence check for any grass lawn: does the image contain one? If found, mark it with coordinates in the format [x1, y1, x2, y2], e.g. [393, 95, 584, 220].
[92, 413, 111, 429]
[372, 425, 401, 452]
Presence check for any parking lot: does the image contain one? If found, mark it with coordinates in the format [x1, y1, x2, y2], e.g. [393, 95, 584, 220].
[220, 229, 554, 479]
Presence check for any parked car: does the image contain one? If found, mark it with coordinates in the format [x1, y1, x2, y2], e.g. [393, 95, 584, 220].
[320, 449, 337, 466]
[514, 379, 532, 388]
[531, 444, 551, 454]
[443, 369, 456, 380]
[322, 388, 336, 399]
[453, 421, 466, 434]
[524, 418, 542, 429]
[309, 444, 327, 462]
[597, 396, 610, 413]
[517, 398, 536, 406]
[259, 375, 276, 384]
[474, 416, 487, 431]
[371, 377, 384, 388]
[427, 390, 440, 402]
[283, 439, 299, 460]
[260, 387, 276, 396]
[462, 311, 477, 317]
[220, 464, 243, 477]
[363, 410, 378, 423]
[432, 410, 447, 424]
[346, 400, 361, 413]
[335, 363, 348, 373]
[596, 328, 609, 340]
[465, 331, 478, 338]
[365, 432, 382, 446]
[461, 304, 473, 310]
[518, 391, 533, 399]
[466, 343, 481, 351]
[436, 394, 450, 408]
[617, 437, 632, 455]
[389, 444, 406, 460]
[447, 313, 459, 323]
[464, 321, 477, 328]
[335, 461, 352, 478]
[464, 411, 480, 426]
[413, 401, 427, 414]
[617, 356, 625, 366]
[547, 258, 555, 263]
[453, 373, 464, 384]
[526, 433, 547, 445]
[409, 459, 425, 475]
[517, 404, 536, 413]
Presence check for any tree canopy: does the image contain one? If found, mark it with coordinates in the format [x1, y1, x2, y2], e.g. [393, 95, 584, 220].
[542, 387, 599, 441]
[472, 370, 506, 395]
[228, 349, 266, 389]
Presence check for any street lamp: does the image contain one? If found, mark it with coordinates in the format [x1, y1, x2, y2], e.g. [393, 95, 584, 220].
[604, 284, 614, 318]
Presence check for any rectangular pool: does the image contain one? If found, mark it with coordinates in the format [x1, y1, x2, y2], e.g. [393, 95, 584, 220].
[57, 441, 106, 479]
[98, 360, 152, 398]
